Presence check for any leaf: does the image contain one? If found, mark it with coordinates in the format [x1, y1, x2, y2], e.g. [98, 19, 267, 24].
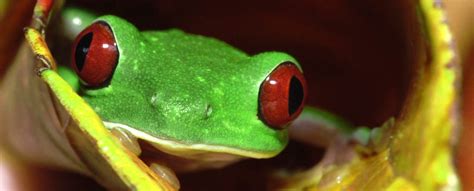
[273, 0, 460, 190]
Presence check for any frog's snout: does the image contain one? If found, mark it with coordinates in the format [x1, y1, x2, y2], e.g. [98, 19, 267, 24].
[257, 62, 307, 129]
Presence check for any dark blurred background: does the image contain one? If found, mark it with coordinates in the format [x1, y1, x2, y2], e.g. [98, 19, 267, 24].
[0, 0, 472, 190]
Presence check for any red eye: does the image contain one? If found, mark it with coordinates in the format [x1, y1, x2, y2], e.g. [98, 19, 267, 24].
[258, 62, 307, 129]
[72, 21, 118, 87]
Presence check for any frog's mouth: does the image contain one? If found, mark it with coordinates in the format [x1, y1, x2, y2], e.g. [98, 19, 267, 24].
[103, 121, 277, 162]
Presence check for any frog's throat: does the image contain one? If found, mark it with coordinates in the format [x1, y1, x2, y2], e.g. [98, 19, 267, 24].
[103, 121, 277, 159]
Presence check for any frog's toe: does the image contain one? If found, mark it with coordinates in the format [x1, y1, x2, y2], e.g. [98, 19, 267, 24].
[149, 163, 181, 190]
[110, 127, 142, 156]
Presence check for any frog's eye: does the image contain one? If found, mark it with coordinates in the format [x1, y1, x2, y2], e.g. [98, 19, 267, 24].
[72, 21, 118, 87]
[258, 62, 307, 129]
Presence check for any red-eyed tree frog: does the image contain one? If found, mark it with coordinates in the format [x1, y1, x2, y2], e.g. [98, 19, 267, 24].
[70, 14, 307, 166]
[59, 8, 313, 188]
[1, 6, 370, 190]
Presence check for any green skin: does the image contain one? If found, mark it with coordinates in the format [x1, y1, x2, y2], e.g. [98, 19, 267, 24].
[67, 14, 298, 159]
[61, 9, 371, 162]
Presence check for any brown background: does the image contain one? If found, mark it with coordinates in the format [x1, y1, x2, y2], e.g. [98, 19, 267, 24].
[0, 0, 472, 190]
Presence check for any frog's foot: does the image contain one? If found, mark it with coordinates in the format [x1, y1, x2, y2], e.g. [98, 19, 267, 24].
[109, 127, 142, 156]
[108, 127, 181, 190]
[149, 163, 181, 190]
[290, 107, 395, 153]
[289, 107, 354, 148]
[352, 117, 395, 154]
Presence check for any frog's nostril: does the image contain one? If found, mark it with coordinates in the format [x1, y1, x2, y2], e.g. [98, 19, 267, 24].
[203, 104, 213, 119]
[150, 93, 159, 108]
[289, 76, 304, 116]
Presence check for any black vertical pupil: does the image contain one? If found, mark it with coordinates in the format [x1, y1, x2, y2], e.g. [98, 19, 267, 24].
[288, 76, 304, 115]
[75, 32, 93, 72]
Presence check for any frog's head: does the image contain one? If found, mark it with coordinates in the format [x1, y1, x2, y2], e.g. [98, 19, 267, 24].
[71, 15, 307, 161]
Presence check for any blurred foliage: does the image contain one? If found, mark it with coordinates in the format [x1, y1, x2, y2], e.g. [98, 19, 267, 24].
[0, 1, 9, 18]
[267, 0, 461, 190]
[446, 0, 474, 190]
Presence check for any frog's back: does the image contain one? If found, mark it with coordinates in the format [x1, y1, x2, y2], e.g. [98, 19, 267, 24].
[141, 29, 247, 63]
